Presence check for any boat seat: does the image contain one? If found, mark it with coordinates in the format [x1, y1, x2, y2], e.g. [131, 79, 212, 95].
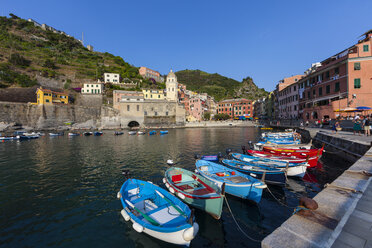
[134, 199, 158, 214]
[174, 180, 195, 186]
[144, 205, 184, 225]
[227, 176, 250, 183]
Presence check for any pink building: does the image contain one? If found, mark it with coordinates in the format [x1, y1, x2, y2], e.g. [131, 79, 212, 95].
[188, 97, 203, 121]
[138, 67, 163, 82]
[277, 75, 303, 119]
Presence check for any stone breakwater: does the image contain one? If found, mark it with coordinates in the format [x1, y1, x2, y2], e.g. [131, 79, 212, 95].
[0, 101, 119, 130]
[262, 129, 372, 248]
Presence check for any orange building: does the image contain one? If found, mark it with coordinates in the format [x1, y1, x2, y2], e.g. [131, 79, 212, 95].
[299, 30, 372, 121]
[217, 98, 253, 118]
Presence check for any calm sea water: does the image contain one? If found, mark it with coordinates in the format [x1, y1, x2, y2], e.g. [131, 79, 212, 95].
[0, 127, 350, 248]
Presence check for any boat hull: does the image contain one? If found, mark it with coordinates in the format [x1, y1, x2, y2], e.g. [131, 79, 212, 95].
[164, 167, 223, 219]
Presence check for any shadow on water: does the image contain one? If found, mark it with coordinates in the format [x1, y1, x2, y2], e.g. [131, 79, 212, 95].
[0, 127, 352, 248]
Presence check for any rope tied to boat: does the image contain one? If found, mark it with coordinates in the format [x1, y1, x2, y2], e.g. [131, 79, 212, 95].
[292, 206, 310, 215]
[265, 185, 296, 209]
[223, 196, 261, 243]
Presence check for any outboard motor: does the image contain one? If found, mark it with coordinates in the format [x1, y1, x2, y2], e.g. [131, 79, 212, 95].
[194, 154, 201, 160]
[217, 152, 222, 159]
[122, 169, 130, 180]
[241, 145, 246, 155]
[247, 141, 254, 150]
[255, 142, 263, 151]
[225, 148, 233, 159]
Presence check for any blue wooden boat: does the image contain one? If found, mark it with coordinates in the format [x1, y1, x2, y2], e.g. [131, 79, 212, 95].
[221, 159, 286, 185]
[164, 167, 224, 219]
[117, 179, 199, 246]
[149, 130, 157, 135]
[231, 153, 307, 178]
[200, 155, 220, 162]
[160, 130, 168, 135]
[195, 160, 266, 203]
[114, 131, 124, 135]
[94, 131, 103, 136]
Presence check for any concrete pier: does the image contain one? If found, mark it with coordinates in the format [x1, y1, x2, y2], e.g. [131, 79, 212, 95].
[262, 129, 372, 248]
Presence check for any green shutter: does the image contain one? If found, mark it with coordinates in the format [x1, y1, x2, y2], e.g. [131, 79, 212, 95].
[363, 45, 369, 52]
[354, 78, 361, 89]
[354, 62, 361, 70]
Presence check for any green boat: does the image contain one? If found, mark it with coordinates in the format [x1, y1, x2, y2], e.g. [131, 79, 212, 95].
[163, 167, 224, 219]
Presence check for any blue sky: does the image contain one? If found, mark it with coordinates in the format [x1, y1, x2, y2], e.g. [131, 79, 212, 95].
[2, 0, 372, 90]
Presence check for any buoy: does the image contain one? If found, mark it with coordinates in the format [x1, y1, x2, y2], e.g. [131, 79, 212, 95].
[132, 222, 144, 233]
[167, 159, 174, 165]
[183, 222, 199, 241]
[117, 192, 122, 199]
[162, 178, 166, 184]
[121, 209, 130, 221]
[165, 183, 170, 188]
[177, 192, 186, 200]
[169, 187, 175, 193]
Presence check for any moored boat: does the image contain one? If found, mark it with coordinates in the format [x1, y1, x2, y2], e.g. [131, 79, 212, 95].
[164, 167, 224, 219]
[245, 149, 319, 168]
[128, 131, 137, 135]
[230, 153, 308, 178]
[83, 132, 93, 136]
[137, 131, 146, 135]
[149, 130, 157, 135]
[49, 132, 64, 136]
[0, 135, 20, 141]
[195, 160, 266, 203]
[114, 131, 124, 135]
[221, 159, 286, 185]
[94, 131, 103, 136]
[160, 130, 168, 135]
[68, 132, 80, 136]
[19, 134, 39, 140]
[200, 154, 221, 163]
[117, 179, 199, 246]
[262, 146, 324, 158]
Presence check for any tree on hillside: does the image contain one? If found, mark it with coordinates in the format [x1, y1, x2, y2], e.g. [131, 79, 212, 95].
[43, 59, 57, 69]
[203, 112, 211, 121]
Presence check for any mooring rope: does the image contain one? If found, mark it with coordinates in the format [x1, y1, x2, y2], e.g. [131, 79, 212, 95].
[223, 196, 261, 243]
[265, 185, 296, 209]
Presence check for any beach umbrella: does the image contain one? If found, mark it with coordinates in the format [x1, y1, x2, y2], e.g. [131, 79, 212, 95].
[344, 107, 358, 112]
[356, 106, 372, 110]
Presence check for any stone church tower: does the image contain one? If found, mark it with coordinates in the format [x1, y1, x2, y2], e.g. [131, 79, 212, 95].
[166, 69, 178, 101]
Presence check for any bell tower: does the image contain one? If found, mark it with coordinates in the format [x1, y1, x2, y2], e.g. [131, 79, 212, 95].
[166, 69, 178, 101]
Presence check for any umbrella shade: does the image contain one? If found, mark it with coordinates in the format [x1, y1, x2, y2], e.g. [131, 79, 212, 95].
[344, 107, 358, 112]
[356, 106, 372, 110]
[334, 109, 345, 112]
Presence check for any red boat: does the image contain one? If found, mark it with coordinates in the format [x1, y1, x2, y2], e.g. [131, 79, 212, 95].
[262, 146, 324, 159]
[245, 149, 319, 168]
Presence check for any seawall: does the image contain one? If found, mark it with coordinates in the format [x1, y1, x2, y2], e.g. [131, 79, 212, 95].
[261, 129, 372, 248]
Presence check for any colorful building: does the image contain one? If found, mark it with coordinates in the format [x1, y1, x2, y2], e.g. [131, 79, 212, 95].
[36, 87, 68, 105]
[139, 67, 163, 82]
[142, 89, 165, 100]
[299, 30, 372, 121]
[275, 75, 303, 119]
[217, 98, 253, 118]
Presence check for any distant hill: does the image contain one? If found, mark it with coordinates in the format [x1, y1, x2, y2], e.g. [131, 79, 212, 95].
[0, 14, 145, 90]
[175, 69, 269, 101]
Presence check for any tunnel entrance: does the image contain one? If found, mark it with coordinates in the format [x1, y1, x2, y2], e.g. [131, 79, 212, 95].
[128, 121, 140, 128]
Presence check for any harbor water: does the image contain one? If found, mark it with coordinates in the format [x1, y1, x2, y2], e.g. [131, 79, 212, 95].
[0, 127, 351, 248]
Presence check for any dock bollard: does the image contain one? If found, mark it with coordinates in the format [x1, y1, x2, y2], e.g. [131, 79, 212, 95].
[295, 196, 318, 216]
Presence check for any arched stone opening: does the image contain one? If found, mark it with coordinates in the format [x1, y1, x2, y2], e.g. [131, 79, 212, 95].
[128, 121, 140, 128]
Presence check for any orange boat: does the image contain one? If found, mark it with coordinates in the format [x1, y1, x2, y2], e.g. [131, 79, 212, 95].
[262, 146, 324, 158]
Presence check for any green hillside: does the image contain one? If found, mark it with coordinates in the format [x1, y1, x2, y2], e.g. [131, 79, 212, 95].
[175, 69, 268, 101]
[0, 14, 150, 90]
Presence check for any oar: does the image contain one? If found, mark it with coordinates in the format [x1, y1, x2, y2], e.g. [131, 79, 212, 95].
[124, 199, 160, 226]
[155, 190, 187, 217]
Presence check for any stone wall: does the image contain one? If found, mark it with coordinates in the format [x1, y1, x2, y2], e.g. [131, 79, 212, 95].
[75, 94, 103, 107]
[0, 101, 120, 130]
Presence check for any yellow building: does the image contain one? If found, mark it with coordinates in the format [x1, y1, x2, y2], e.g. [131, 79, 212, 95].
[142, 89, 165, 100]
[36, 87, 69, 105]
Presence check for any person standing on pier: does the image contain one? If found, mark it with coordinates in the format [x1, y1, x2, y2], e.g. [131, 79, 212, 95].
[354, 117, 362, 135]
[363, 116, 370, 136]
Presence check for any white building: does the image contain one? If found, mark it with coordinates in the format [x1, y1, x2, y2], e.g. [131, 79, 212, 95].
[81, 82, 103, 94]
[166, 70, 178, 101]
[104, 73, 120, 84]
